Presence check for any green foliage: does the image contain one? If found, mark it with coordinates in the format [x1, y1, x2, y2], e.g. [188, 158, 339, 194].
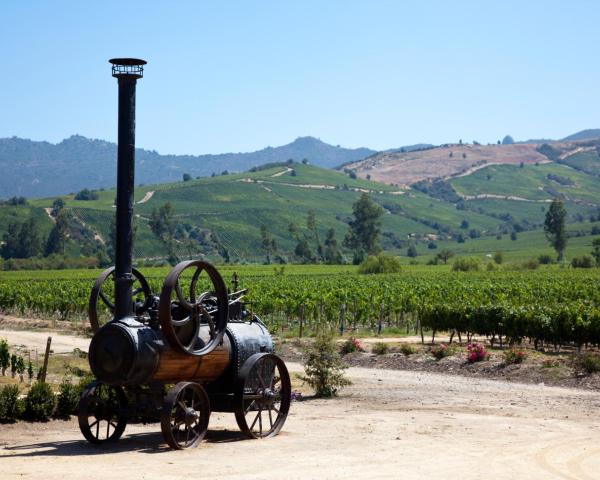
[430, 344, 452, 360]
[10, 353, 17, 377]
[502, 135, 514, 145]
[149, 203, 177, 264]
[0, 384, 24, 422]
[182, 173, 192, 182]
[544, 198, 567, 261]
[0, 339, 9, 375]
[323, 228, 342, 264]
[358, 253, 401, 274]
[452, 257, 480, 272]
[574, 352, 600, 374]
[301, 332, 351, 397]
[340, 337, 365, 355]
[372, 342, 389, 355]
[24, 382, 56, 421]
[571, 255, 594, 269]
[521, 258, 540, 270]
[344, 193, 383, 262]
[591, 238, 600, 267]
[436, 249, 454, 264]
[493, 251, 504, 264]
[1, 217, 43, 259]
[538, 254, 554, 265]
[55, 378, 80, 418]
[400, 344, 416, 356]
[503, 349, 527, 365]
[74, 188, 99, 201]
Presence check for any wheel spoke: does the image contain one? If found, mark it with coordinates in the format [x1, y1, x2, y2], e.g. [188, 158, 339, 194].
[98, 290, 115, 310]
[244, 399, 256, 414]
[268, 407, 273, 429]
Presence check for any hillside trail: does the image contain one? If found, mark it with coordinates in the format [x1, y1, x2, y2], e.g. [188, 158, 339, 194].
[1, 327, 600, 479]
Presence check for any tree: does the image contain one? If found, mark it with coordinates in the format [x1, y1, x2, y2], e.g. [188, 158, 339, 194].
[2, 218, 43, 259]
[323, 228, 342, 264]
[74, 188, 98, 201]
[182, 173, 192, 182]
[406, 242, 418, 258]
[294, 238, 314, 263]
[344, 194, 384, 264]
[260, 225, 277, 264]
[502, 135, 515, 145]
[436, 249, 454, 264]
[306, 210, 323, 261]
[45, 209, 70, 256]
[544, 198, 567, 261]
[51, 198, 65, 217]
[591, 238, 600, 267]
[149, 203, 177, 264]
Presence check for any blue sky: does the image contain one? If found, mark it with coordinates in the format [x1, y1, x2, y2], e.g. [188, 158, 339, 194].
[1, 1, 598, 154]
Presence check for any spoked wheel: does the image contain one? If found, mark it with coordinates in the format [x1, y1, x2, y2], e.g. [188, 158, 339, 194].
[159, 260, 228, 356]
[89, 266, 153, 332]
[161, 382, 211, 450]
[78, 382, 128, 444]
[235, 353, 291, 439]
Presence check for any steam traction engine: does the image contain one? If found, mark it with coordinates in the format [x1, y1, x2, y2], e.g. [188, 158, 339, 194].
[78, 59, 291, 450]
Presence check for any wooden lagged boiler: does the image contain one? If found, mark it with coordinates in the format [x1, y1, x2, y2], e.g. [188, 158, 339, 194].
[78, 59, 291, 450]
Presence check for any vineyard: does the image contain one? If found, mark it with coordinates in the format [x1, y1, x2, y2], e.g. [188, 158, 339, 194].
[1, 266, 599, 350]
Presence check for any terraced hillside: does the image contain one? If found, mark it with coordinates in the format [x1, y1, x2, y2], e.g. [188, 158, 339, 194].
[1, 159, 598, 264]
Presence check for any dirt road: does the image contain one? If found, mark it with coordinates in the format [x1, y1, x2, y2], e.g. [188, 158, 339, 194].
[1, 327, 600, 479]
[2, 364, 600, 479]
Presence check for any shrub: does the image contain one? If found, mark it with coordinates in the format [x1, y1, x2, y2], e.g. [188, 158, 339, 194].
[503, 349, 527, 365]
[0, 384, 24, 422]
[300, 332, 351, 397]
[431, 344, 452, 360]
[574, 352, 600, 374]
[571, 255, 593, 269]
[340, 337, 365, 355]
[24, 382, 56, 421]
[521, 258, 539, 270]
[452, 257, 480, 272]
[372, 342, 389, 355]
[358, 253, 402, 274]
[493, 251, 504, 264]
[400, 344, 416, 356]
[538, 254, 554, 265]
[55, 378, 79, 418]
[467, 343, 488, 363]
[0, 339, 9, 375]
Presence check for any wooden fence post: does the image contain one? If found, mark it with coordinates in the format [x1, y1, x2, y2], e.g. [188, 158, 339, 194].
[339, 303, 346, 336]
[299, 305, 305, 338]
[378, 302, 384, 335]
[40, 336, 52, 383]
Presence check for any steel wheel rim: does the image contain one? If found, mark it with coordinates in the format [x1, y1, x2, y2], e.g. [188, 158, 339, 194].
[78, 382, 128, 444]
[161, 382, 210, 450]
[236, 354, 291, 439]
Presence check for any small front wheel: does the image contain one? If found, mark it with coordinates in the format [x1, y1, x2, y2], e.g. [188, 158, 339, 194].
[161, 381, 211, 450]
[78, 382, 128, 444]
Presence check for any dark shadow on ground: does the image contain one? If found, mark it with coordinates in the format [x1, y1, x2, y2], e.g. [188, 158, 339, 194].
[1, 428, 248, 457]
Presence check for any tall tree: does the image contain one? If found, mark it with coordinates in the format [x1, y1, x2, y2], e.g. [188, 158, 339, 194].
[591, 238, 600, 267]
[45, 209, 70, 256]
[17, 217, 43, 258]
[544, 198, 567, 261]
[323, 228, 342, 264]
[260, 224, 277, 264]
[343, 193, 383, 264]
[306, 210, 323, 261]
[1, 222, 20, 259]
[149, 202, 177, 264]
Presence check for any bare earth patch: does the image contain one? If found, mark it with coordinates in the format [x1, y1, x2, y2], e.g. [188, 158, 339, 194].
[2, 327, 600, 479]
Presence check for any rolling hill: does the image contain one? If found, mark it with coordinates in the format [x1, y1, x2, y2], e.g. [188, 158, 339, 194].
[1, 159, 598, 265]
[0, 135, 376, 199]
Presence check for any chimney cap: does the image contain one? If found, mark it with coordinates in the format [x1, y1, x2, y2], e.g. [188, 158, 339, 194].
[109, 58, 147, 78]
[109, 58, 147, 66]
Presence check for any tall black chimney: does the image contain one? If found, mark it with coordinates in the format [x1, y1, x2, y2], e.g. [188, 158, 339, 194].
[109, 58, 146, 320]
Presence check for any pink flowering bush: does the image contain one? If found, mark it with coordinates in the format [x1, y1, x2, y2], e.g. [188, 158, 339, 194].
[467, 343, 488, 363]
[430, 343, 451, 360]
[340, 337, 365, 355]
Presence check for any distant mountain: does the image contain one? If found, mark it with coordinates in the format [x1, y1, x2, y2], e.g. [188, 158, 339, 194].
[561, 129, 600, 142]
[0, 135, 376, 199]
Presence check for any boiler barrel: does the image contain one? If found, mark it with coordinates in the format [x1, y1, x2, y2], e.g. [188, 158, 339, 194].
[88, 318, 273, 386]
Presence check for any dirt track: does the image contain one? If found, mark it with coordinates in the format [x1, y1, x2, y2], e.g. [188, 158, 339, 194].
[2, 327, 600, 479]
